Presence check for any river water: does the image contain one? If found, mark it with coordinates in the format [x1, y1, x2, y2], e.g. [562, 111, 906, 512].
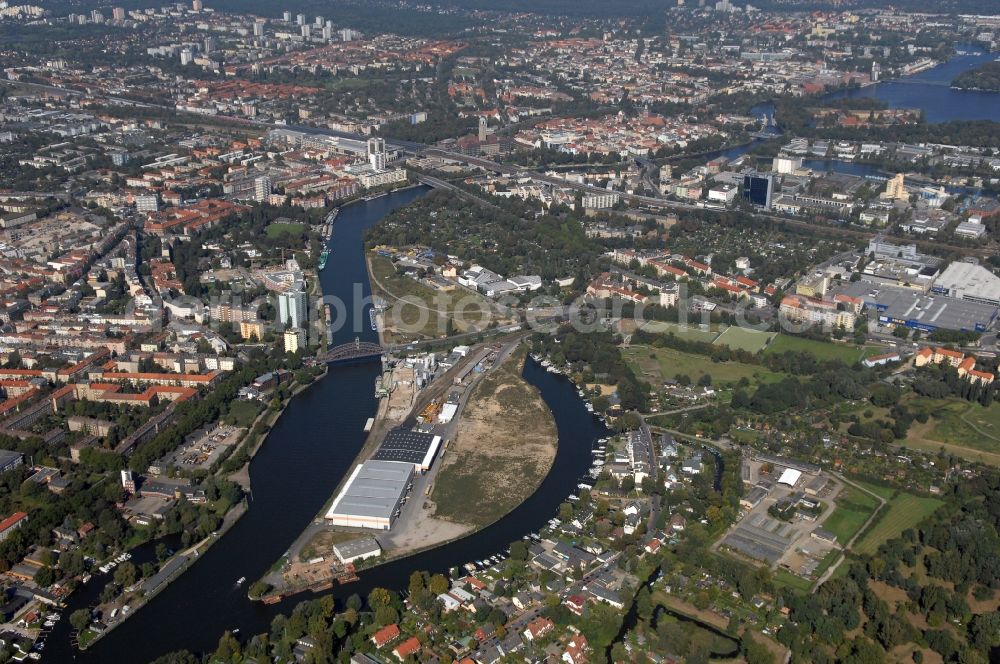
[826, 45, 1000, 124]
[43, 186, 608, 662]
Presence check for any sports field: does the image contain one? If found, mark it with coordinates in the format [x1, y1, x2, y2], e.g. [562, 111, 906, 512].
[265, 222, 306, 238]
[764, 334, 876, 364]
[713, 326, 776, 353]
[640, 320, 720, 344]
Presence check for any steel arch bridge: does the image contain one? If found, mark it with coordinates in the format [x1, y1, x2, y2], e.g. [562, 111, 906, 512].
[316, 338, 384, 363]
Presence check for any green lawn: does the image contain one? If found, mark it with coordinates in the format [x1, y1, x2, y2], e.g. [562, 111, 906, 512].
[929, 401, 1000, 452]
[78, 628, 97, 649]
[623, 345, 786, 387]
[729, 427, 760, 444]
[773, 568, 814, 593]
[713, 326, 776, 353]
[850, 479, 896, 501]
[854, 491, 942, 555]
[903, 398, 1000, 464]
[265, 222, 306, 238]
[822, 486, 881, 546]
[640, 320, 720, 344]
[224, 400, 262, 428]
[764, 334, 876, 364]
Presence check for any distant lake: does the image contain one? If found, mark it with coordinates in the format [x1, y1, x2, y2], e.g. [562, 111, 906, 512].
[826, 45, 1000, 123]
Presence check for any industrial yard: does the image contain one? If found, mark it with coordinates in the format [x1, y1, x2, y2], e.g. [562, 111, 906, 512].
[256, 337, 542, 600]
[716, 458, 845, 582]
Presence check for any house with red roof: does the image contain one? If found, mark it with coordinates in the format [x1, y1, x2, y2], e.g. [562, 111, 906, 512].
[474, 624, 496, 642]
[0, 512, 28, 542]
[914, 346, 994, 385]
[372, 623, 401, 648]
[564, 594, 587, 616]
[562, 634, 590, 664]
[392, 636, 421, 661]
[523, 616, 555, 642]
[682, 257, 711, 275]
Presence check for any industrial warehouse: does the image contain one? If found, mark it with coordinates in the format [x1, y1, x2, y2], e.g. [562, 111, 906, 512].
[837, 281, 999, 332]
[371, 428, 441, 472]
[324, 460, 414, 530]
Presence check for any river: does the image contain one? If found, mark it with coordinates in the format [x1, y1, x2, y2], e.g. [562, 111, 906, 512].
[44, 186, 608, 663]
[826, 45, 1000, 124]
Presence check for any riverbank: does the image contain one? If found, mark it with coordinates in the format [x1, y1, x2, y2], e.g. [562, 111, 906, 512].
[44, 185, 436, 664]
[80, 499, 249, 650]
[254, 337, 559, 601]
[826, 43, 1000, 123]
[80, 366, 330, 650]
[79, 277, 333, 649]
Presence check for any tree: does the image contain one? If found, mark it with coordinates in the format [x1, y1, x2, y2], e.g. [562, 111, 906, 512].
[428, 573, 449, 595]
[408, 571, 427, 597]
[213, 631, 241, 662]
[969, 612, 1000, 650]
[345, 593, 363, 611]
[114, 561, 137, 588]
[70, 609, 91, 632]
[742, 633, 775, 664]
[374, 605, 399, 626]
[368, 587, 393, 611]
[34, 566, 57, 588]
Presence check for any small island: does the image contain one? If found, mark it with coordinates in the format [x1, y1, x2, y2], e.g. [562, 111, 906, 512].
[952, 60, 1000, 91]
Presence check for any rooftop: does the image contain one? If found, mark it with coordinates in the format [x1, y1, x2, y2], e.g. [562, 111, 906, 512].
[838, 282, 998, 332]
[371, 428, 441, 468]
[934, 261, 1000, 306]
[326, 460, 413, 520]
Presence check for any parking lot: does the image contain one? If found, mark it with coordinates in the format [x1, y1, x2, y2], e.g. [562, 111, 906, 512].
[154, 424, 245, 473]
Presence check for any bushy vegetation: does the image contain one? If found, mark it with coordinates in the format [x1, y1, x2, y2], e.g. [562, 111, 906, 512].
[533, 328, 649, 411]
[776, 468, 1000, 664]
[365, 189, 602, 288]
[952, 61, 1000, 92]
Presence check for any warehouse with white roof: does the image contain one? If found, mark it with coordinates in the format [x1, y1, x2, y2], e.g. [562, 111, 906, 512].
[324, 460, 413, 530]
[932, 261, 1000, 308]
[778, 468, 802, 487]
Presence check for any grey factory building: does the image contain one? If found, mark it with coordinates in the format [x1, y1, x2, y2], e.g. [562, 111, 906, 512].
[324, 460, 414, 530]
[837, 282, 998, 333]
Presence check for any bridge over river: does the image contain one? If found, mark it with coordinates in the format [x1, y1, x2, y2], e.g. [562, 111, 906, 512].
[315, 338, 385, 363]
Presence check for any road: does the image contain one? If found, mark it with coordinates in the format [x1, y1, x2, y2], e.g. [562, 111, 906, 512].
[7, 77, 994, 261]
[638, 422, 662, 532]
[810, 472, 887, 590]
[415, 174, 502, 211]
[424, 149, 996, 260]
